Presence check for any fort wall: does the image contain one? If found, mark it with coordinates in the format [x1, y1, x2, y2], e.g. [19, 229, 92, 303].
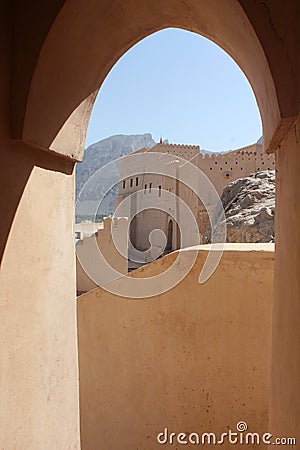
[78, 244, 274, 450]
[116, 142, 275, 252]
[197, 144, 275, 194]
[76, 217, 128, 293]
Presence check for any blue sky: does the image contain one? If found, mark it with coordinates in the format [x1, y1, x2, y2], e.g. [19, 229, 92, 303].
[86, 28, 262, 153]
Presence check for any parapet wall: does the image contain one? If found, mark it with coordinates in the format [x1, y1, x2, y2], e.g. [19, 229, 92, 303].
[76, 217, 128, 293]
[78, 244, 274, 450]
[131, 142, 200, 162]
[118, 142, 275, 200]
[151, 143, 200, 163]
[198, 144, 275, 195]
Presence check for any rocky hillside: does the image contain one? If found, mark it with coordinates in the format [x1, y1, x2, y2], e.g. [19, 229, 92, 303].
[75, 133, 156, 217]
[210, 170, 275, 243]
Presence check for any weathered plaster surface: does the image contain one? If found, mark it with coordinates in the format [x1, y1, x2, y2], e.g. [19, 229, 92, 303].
[78, 245, 274, 450]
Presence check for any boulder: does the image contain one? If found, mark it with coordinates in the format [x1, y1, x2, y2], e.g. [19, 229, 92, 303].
[207, 170, 275, 243]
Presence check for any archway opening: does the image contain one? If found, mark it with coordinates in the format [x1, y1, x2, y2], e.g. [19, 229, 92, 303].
[75, 27, 273, 286]
[68, 11, 276, 450]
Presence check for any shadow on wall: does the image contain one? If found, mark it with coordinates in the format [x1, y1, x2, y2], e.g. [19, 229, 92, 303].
[0, 141, 74, 266]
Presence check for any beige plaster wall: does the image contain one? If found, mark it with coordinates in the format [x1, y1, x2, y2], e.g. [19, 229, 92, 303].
[78, 244, 274, 450]
[270, 114, 300, 444]
[0, 165, 80, 450]
[76, 217, 128, 293]
[0, 7, 80, 447]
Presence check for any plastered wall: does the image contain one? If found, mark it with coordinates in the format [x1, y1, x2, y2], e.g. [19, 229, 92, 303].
[78, 244, 274, 450]
[76, 217, 128, 293]
[0, 8, 80, 447]
[0, 162, 80, 450]
[270, 114, 300, 443]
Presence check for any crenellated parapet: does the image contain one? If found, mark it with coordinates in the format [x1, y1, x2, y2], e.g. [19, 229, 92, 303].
[154, 143, 200, 151]
[195, 143, 275, 194]
[118, 140, 275, 200]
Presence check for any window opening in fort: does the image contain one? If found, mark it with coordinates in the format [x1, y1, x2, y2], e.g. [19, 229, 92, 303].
[166, 220, 173, 252]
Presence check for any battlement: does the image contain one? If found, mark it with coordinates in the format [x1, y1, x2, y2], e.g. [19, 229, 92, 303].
[119, 140, 275, 198]
[131, 142, 200, 156]
[198, 144, 273, 161]
[153, 142, 200, 151]
[234, 143, 263, 153]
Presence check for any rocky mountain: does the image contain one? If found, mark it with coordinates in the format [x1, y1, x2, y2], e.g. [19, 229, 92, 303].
[209, 170, 275, 243]
[75, 133, 156, 217]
